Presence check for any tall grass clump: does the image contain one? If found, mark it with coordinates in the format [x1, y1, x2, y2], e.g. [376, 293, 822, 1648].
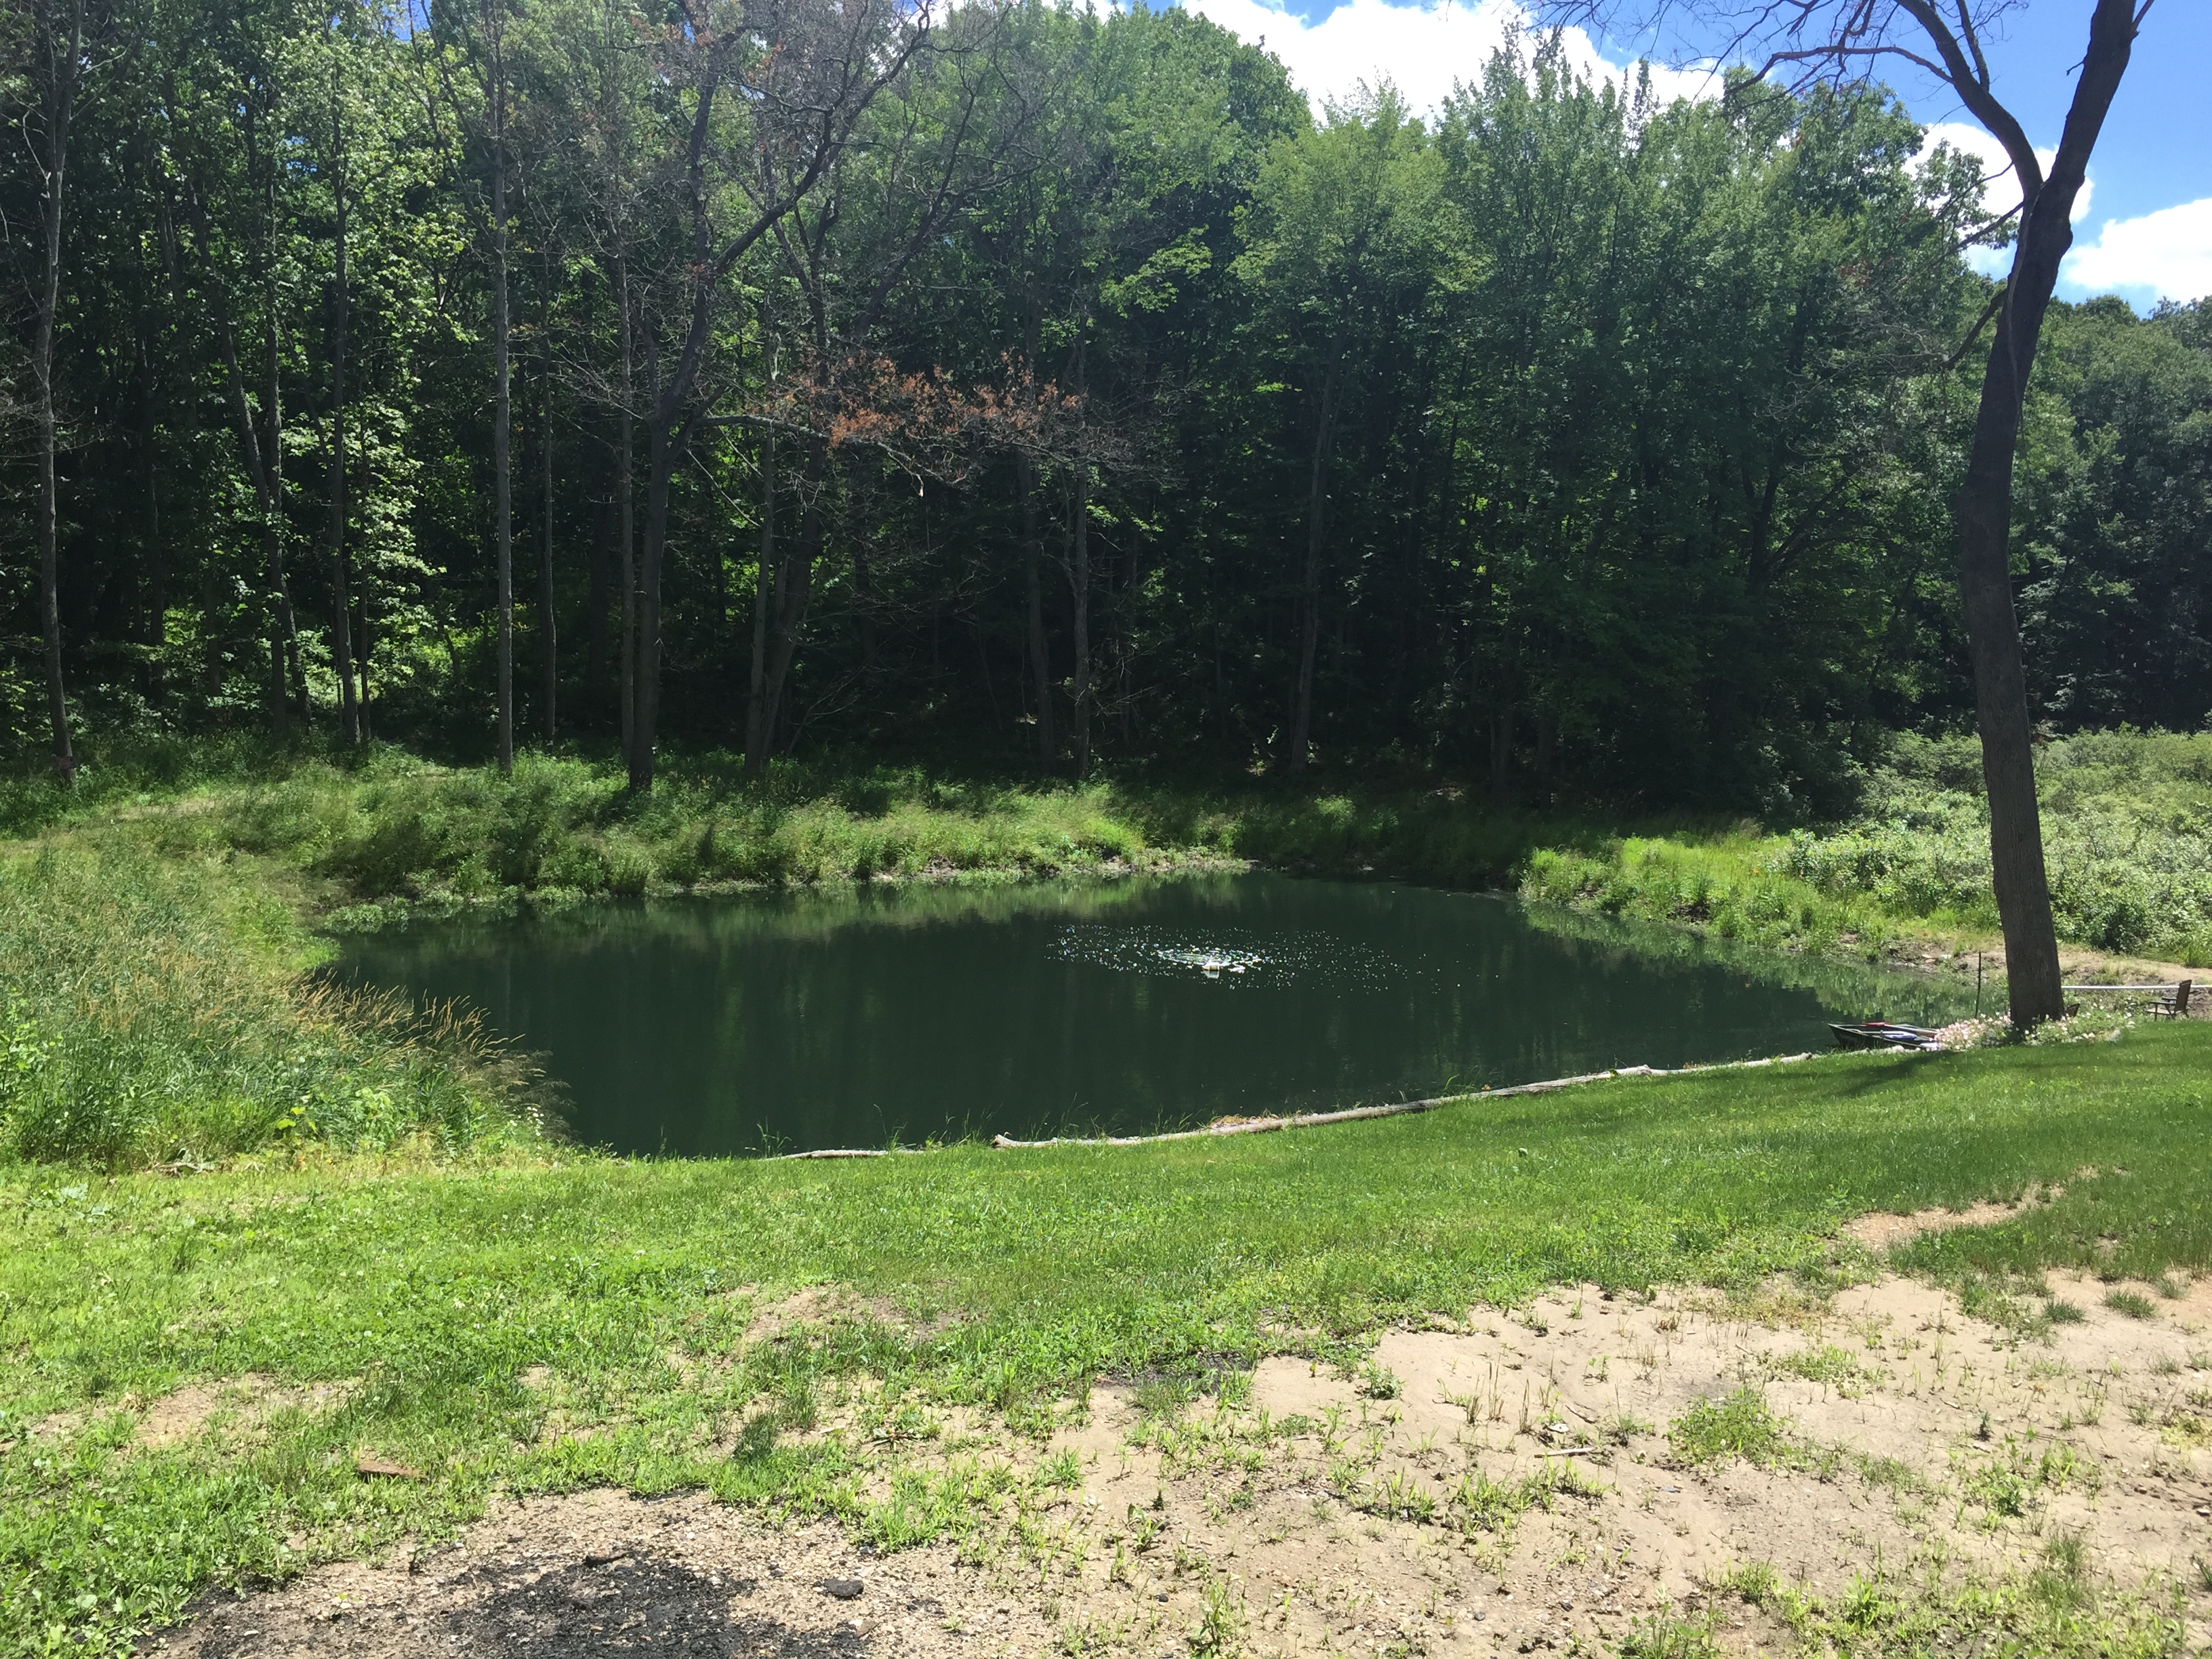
[1519, 830, 1901, 958]
[1783, 732, 2212, 963]
[0, 838, 544, 1166]
[1523, 730, 2212, 965]
[1166, 787, 1600, 887]
[172, 751, 1182, 907]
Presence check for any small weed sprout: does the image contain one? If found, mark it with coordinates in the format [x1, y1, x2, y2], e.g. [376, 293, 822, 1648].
[1191, 1572, 1245, 1656]
[1957, 1437, 2083, 1522]
[1357, 1360, 1401, 1400]
[1618, 1612, 1721, 1658]
[1771, 1344, 1873, 1395]
[1132, 1376, 1193, 1421]
[2042, 1528, 2088, 1581]
[1667, 1387, 1794, 1468]
[1856, 1454, 1925, 1496]
[1841, 1573, 1896, 1628]
[1038, 1448, 1082, 1490]
[733, 1412, 779, 1460]
[2104, 1290, 2158, 1320]
[2034, 1530, 2093, 1611]
[1715, 1559, 1781, 1603]
[776, 1376, 818, 1433]
[1363, 1468, 1437, 1523]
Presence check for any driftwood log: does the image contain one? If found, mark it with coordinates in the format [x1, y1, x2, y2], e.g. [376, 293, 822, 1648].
[775, 1052, 1818, 1160]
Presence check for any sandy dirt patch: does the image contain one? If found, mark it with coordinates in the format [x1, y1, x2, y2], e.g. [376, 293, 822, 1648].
[1839, 1198, 2044, 1250]
[164, 1273, 2212, 1657]
[165, 1492, 1039, 1658]
[131, 1376, 355, 1450]
[745, 1285, 963, 1343]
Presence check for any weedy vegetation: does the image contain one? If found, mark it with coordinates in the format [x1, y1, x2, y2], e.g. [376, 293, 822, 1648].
[1, 1019, 2209, 1652]
[1, 739, 2209, 1654]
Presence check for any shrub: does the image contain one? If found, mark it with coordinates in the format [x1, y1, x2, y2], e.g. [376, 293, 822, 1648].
[0, 839, 542, 1166]
[1668, 1386, 1795, 1467]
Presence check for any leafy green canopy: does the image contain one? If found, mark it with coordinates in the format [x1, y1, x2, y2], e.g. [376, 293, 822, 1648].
[3, 0, 2206, 806]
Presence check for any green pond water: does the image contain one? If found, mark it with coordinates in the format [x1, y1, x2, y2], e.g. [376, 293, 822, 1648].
[337, 872, 1971, 1155]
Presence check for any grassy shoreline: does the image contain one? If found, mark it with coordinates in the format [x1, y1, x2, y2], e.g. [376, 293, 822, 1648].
[3, 731, 2205, 1166]
[4, 1025, 2210, 1653]
[3, 737, 2211, 1652]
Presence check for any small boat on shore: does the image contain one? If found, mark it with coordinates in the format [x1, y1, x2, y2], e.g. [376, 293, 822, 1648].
[1829, 1021, 1943, 1052]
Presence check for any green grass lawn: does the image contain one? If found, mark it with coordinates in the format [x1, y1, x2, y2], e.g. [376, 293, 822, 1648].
[5, 1023, 2210, 1654]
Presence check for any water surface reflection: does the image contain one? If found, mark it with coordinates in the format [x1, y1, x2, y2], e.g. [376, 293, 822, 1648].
[338, 873, 1967, 1155]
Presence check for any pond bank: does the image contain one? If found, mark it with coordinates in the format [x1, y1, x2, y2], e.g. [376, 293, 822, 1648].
[5, 1023, 2210, 1654]
[336, 874, 1950, 1156]
[1, 735, 2204, 1167]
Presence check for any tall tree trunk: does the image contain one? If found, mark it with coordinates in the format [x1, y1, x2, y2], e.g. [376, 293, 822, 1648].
[357, 605, 374, 740]
[140, 362, 165, 705]
[539, 251, 557, 741]
[262, 306, 304, 733]
[327, 85, 360, 746]
[628, 338, 668, 794]
[614, 259, 637, 770]
[1070, 464, 1092, 777]
[1955, 0, 2137, 1027]
[745, 424, 775, 774]
[754, 441, 826, 766]
[586, 409, 611, 693]
[852, 474, 877, 672]
[489, 21, 514, 778]
[1288, 341, 1341, 775]
[1489, 702, 1515, 802]
[204, 190, 296, 737]
[1020, 451, 1053, 767]
[31, 0, 84, 783]
[1068, 331, 1092, 775]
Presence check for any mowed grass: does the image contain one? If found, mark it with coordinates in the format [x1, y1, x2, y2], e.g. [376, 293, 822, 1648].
[5, 1023, 2211, 1653]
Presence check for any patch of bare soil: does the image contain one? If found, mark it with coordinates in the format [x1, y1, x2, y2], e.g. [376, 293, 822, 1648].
[1903, 941, 2209, 1017]
[132, 1376, 354, 1450]
[166, 1275, 2212, 1658]
[166, 1494, 1040, 1659]
[744, 1286, 962, 1343]
[1841, 1197, 2044, 1250]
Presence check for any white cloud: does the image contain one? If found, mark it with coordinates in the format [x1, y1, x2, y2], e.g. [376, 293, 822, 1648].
[1915, 122, 2095, 280]
[2062, 199, 2212, 305]
[1917, 121, 2093, 224]
[1179, 0, 1715, 119]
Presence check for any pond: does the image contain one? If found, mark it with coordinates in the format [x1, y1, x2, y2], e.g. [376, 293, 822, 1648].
[338, 872, 1971, 1156]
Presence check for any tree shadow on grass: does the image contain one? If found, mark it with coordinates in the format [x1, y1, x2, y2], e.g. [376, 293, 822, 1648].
[189, 1554, 875, 1658]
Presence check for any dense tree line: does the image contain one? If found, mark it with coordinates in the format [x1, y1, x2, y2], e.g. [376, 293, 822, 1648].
[3, 0, 2207, 813]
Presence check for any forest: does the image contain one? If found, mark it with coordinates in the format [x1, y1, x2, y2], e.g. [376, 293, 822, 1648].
[3, 0, 2210, 819]
[15, 7, 2212, 1653]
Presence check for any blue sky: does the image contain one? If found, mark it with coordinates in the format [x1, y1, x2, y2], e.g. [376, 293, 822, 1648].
[1176, 0, 2211, 308]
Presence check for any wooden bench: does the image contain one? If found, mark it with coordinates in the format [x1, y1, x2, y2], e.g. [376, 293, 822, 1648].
[2063, 981, 2193, 1019]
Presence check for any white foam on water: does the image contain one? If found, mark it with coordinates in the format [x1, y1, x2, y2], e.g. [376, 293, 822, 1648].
[1050, 924, 1406, 989]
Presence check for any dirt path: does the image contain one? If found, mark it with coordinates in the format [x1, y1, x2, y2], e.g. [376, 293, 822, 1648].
[162, 1269, 2212, 1658]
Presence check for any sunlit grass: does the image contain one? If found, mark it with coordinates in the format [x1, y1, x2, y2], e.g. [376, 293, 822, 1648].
[1, 1023, 2209, 1650]
[0, 837, 544, 1167]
